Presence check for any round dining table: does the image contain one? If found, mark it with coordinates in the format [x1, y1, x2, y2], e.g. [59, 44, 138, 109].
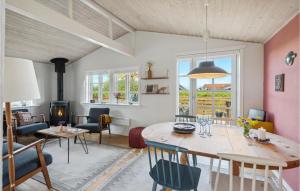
[142, 122, 300, 174]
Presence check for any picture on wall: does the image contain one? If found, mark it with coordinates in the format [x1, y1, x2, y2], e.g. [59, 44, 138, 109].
[275, 74, 284, 92]
[146, 84, 158, 93]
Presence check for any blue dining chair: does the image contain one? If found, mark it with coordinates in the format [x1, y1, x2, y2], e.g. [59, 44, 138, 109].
[145, 141, 201, 191]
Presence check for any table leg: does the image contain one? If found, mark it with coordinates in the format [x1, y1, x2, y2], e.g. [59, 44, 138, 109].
[42, 135, 48, 150]
[78, 134, 88, 154]
[59, 138, 61, 148]
[67, 138, 70, 164]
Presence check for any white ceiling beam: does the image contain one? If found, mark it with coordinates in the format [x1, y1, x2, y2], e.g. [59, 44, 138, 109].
[79, 0, 135, 33]
[5, 0, 134, 57]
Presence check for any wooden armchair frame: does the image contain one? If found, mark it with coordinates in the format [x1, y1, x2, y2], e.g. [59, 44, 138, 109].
[2, 139, 52, 191]
[4, 103, 51, 191]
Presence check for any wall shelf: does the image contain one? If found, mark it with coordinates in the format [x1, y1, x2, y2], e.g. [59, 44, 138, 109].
[142, 93, 169, 95]
[141, 77, 168, 80]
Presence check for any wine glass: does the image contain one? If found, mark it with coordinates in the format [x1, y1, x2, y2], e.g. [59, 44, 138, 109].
[206, 116, 212, 136]
[197, 116, 205, 137]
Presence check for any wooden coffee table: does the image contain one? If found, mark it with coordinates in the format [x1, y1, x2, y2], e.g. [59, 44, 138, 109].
[38, 126, 89, 163]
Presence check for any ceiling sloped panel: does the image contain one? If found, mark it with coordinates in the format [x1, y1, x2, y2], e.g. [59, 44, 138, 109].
[5, 10, 100, 63]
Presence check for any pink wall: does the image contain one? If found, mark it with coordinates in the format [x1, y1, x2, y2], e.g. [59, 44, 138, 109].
[264, 14, 299, 190]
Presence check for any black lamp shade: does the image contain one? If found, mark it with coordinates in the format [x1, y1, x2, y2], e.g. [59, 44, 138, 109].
[188, 61, 228, 79]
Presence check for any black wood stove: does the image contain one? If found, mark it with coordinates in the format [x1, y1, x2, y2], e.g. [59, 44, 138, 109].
[49, 58, 70, 126]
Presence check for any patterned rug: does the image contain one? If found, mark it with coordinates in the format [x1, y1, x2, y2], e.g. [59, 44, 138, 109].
[99, 154, 213, 191]
[33, 139, 130, 191]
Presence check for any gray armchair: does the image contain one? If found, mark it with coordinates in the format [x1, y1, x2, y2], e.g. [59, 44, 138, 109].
[4, 109, 48, 142]
[75, 108, 111, 144]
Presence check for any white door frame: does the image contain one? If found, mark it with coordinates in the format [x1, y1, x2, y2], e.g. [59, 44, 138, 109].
[0, 0, 5, 188]
[176, 49, 240, 118]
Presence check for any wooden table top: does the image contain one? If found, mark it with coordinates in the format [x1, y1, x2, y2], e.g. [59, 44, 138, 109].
[142, 122, 300, 169]
[38, 126, 89, 138]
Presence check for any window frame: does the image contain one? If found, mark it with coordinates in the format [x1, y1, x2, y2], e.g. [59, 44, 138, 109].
[176, 50, 239, 117]
[85, 68, 140, 105]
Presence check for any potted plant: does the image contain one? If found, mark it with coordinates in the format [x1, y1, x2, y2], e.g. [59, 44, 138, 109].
[113, 92, 121, 104]
[236, 117, 259, 137]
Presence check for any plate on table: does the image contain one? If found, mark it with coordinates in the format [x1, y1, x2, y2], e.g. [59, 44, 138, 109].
[253, 136, 270, 144]
[173, 123, 196, 134]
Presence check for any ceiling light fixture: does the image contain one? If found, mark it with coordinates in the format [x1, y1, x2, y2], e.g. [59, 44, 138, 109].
[188, 1, 228, 79]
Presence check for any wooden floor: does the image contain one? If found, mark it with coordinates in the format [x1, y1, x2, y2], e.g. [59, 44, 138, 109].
[15, 132, 134, 191]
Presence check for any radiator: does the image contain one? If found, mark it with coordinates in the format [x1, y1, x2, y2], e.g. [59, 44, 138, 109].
[111, 116, 130, 126]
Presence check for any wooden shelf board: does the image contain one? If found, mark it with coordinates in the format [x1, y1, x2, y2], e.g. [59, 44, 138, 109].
[142, 93, 170, 95]
[141, 77, 169, 80]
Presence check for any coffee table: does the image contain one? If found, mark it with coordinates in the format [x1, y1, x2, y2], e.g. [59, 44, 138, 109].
[38, 126, 89, 163]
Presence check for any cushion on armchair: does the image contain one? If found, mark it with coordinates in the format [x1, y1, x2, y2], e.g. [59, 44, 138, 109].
[76, 123, 100, 133]
[2, 142, 53, 187]
[15, 112, 33, 126]
[16, 122, 48, 135]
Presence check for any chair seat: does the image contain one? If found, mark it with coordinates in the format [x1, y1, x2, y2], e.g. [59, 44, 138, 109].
[16, 122, 48, 135]
[212, 172, 274, 191]
[2, 142, 52, 187]
[150, 159, 201, 190]
[75, 123, 109, 133]
[75, 123, 99, 133]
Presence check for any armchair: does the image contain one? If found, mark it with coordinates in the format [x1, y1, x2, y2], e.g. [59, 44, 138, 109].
[13, 110, 48, 142]
[2, 139, 52, 190]
[75, 108, 111, 144]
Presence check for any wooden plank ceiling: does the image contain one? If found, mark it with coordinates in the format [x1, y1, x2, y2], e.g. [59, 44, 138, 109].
[5, 0, 299, 63]
[95, 0, 299, 43]
[5, 0, 128, 63]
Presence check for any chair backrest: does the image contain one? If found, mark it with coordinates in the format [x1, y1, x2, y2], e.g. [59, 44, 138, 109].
[88, 108, 110, 123]
[212, 117, 234, 126]
[214, 153, 287, 191]
[248, 109, 266, 122]
[175, 115, 196, 122]
[145, 141, 196, 189]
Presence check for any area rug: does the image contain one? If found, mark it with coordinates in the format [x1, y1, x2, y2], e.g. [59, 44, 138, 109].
[99, 154, 213, 191]
[33, 139, 130, 191]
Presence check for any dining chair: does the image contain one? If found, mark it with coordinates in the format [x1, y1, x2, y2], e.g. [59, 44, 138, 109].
[145, 140, 201, 191]
[174, 114, 197, 166]
[175, 115, 197, 123]
[211, 117, 234, 126]
[213, 153, 287, 191]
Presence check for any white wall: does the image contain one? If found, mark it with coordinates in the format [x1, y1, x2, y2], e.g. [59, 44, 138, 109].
[66, 31, 263, 135]
[27, 62, 55, 120]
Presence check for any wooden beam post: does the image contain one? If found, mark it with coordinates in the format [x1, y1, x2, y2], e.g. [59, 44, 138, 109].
[5, 102, 16, 191]
[6, 0, 134, 57]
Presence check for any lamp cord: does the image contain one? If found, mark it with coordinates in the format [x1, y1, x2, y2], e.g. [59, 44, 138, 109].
[205, 1, 208, 62]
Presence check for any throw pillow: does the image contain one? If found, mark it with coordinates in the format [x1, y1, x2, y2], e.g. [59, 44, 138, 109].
[16, 112, 33, 126]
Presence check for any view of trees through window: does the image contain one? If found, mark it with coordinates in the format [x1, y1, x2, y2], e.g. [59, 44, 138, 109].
[87, 71, 139, 105]
[114, 72, 139, 104]
[178, 55, 234, 117]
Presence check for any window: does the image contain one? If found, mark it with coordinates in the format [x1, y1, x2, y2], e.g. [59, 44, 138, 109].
[10, 100, 34, 107]
[177, 52, 237, 118]
[86, 70, 139, 105]
[113, 71, 139, 104]
[86, 73, 110, 103]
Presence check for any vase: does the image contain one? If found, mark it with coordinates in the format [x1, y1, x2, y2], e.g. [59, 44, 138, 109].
[147, 68, 152, 79]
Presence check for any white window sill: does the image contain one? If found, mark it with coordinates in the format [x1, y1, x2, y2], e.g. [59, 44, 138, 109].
[10, 105, 41, 108]
[81, 102, 140, 107]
